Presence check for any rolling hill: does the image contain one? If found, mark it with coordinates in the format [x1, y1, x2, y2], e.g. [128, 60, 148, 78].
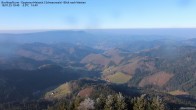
[0, 29, 196, 109]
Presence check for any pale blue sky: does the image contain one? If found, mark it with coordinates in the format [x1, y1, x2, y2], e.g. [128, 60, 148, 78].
[0, 0, 196, 30]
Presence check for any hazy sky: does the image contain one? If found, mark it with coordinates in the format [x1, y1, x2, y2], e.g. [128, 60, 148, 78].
[0, 0, 196, 30]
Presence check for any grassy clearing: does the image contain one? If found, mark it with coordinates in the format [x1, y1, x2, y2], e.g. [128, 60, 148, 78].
[107, 72, 132, 84]
[45, 83, 71, 100]
[168, 90, 189, 96]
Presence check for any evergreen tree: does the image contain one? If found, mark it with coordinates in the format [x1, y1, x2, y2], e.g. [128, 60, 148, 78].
[150, 96, 165, 110]
[116, 93, 127, 110]
[131, 94, 147, 110]
[70, 96, 83, 110]
[95, 94, 106, 110]
[104, 95, 115, 110]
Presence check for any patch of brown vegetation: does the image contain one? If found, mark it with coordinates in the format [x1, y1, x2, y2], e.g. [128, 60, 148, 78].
[104, 49, 123, 65]
[85, 64, 96, 70]
[139, 71, 174, 87]
[81, 49, 124, 68]
[81, 54, 111, 66]
[110, 55, 123, 65]
[110, 57, 142, 75]
[78, 87, 94, 97]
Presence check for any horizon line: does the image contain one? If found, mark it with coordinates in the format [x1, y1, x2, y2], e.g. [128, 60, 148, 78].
[0, 28, 196, 34]
[1, 27, 196, 31]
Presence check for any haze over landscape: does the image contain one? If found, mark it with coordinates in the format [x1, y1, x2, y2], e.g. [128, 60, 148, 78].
[0, 0, 196, 110]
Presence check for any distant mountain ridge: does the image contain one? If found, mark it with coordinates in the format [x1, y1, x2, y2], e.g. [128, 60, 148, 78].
[1, 29, 196, 108]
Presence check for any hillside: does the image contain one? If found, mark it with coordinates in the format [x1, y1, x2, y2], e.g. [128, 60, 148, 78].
[0, 66, 100, 103]
[0, 30, 196, 109]
[44, 79, 196, 110]
[81, 45, 196, 97]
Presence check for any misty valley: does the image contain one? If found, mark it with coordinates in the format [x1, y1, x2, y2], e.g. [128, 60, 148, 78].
[0, 29, 196, 110]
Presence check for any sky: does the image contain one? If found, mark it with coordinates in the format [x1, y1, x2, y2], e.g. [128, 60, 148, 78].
[0, 0, 196, 30]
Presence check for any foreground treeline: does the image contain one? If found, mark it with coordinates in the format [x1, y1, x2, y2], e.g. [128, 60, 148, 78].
[0, 93, 195, 110]
[0, 79, 195, 110]
[48, 93, 166, 110]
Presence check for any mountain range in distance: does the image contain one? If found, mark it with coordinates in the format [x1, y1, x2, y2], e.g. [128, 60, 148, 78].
[0, 29, 196, 109]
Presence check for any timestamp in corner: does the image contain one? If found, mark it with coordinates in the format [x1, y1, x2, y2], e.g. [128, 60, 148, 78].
[1, 1, 86, 7]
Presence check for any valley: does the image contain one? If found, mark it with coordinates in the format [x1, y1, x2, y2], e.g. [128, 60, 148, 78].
[0, 29, 196, 109]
